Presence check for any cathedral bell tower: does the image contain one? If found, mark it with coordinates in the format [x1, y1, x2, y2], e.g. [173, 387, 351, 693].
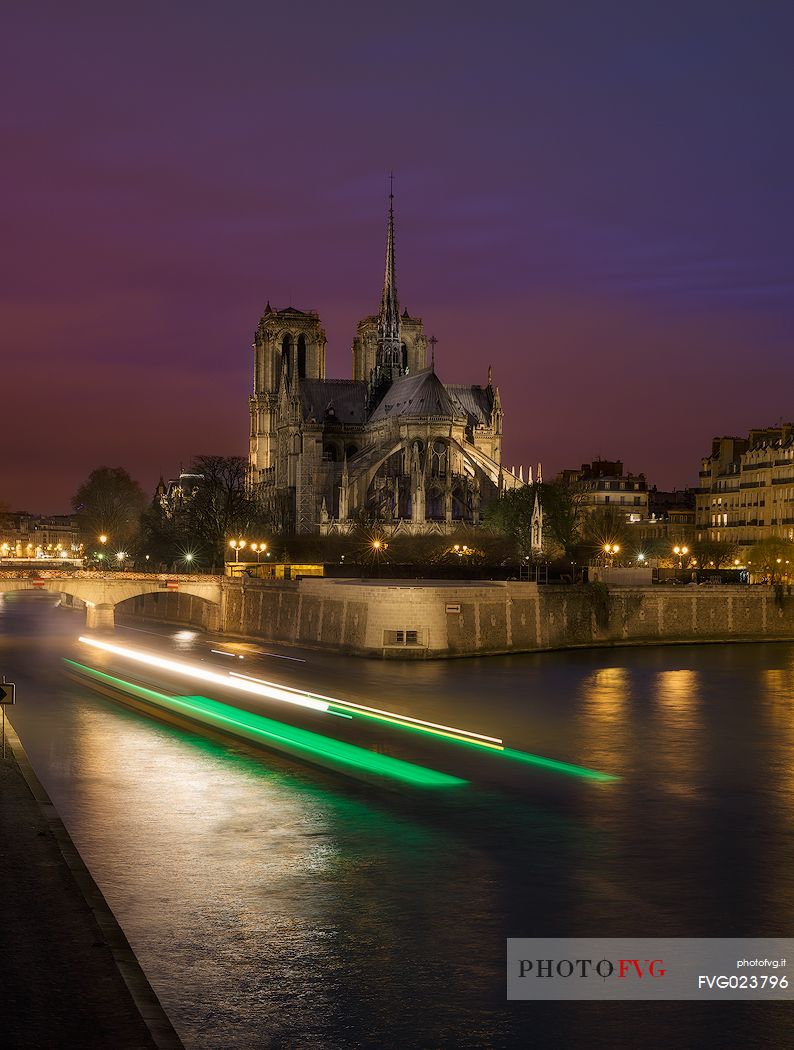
[248, 305, 326, 477]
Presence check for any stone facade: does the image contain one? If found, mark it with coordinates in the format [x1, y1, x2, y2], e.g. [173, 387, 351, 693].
[121, 577, 794, 659]
[558, 459, 649, 522]
[696, 426, 794, 545]
[248, 196, 522, 535]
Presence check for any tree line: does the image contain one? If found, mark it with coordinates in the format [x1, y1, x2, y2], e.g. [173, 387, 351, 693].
[71, 457, 272, 569]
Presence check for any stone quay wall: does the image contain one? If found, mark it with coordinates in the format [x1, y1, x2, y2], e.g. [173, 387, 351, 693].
[118, 578, 794, 658]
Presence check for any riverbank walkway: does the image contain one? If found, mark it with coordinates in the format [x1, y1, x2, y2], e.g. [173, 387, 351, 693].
[0, 719, 183, 1049]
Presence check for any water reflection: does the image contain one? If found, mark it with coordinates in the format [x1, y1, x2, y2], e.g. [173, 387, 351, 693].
[652, 670, 702, 800]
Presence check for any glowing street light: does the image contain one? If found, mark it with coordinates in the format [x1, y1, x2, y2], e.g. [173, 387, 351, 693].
[673, 544, 689, 581]
[370, 538, 388, 577]
[229, 539, 246, 563]
[453, 544, 471, 559]
[250, 542, 268, 563]
[603, 543, 620, 566]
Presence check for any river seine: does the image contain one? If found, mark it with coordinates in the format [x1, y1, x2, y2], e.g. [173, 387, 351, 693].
[2, 593, 792, 1049]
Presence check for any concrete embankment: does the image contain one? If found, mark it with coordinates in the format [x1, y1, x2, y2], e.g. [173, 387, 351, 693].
[120, 578, 794, 658]
[1, 718, 183, 1049]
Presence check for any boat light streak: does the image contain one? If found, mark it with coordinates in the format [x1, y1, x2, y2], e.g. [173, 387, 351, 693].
[77, 639, 617, 781]
[64, 660, 466, 789]
[78, 637, 328, 713]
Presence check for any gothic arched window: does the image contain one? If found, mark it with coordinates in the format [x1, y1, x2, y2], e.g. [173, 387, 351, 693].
[431, 439, 447, 476]
[297, 334, 307, 379]
[427, 483, 444, 520]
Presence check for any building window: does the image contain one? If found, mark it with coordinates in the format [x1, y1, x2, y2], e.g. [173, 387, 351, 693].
[431, 439, 447, 476]
[384, 629, 423, 646]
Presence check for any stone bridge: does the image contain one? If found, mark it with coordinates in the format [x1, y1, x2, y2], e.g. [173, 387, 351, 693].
[0, 571, 223, 629]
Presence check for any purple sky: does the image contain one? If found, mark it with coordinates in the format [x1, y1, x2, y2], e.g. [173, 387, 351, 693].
[4, 2, 793, 512]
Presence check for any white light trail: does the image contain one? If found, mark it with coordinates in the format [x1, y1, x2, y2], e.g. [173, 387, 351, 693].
[78, 637, 329, 713]
[228, 672, 502, 745]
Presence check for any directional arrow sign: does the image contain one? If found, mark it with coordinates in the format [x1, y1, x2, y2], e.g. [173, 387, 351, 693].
[0, 683, 16, 704]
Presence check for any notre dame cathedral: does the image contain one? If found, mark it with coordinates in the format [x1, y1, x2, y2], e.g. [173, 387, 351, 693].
[248, 193, 523, 535]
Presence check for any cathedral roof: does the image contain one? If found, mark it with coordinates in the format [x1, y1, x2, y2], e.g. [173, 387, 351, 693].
[446, 384, 494, 427]
[300, 379, 367, 424]
[369, 368, 464, 422]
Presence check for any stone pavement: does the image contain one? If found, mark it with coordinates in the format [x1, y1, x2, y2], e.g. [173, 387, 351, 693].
[0, 719, 183, 1050]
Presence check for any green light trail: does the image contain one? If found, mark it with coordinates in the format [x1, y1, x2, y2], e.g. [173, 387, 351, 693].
[64, 659, 468, 789]
[501, 748, 618, 782]
[331, 703, 617, 781]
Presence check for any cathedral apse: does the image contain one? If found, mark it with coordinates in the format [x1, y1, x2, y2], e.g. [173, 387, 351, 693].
[248, 192, 523, 535]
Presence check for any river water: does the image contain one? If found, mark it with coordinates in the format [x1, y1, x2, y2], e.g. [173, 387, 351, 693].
[2, 592, 793, 1049]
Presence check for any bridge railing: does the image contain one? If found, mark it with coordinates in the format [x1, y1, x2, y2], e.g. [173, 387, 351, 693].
[0, 569, 224, 582]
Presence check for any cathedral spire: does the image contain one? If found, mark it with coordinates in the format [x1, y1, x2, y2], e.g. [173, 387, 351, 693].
[376, 177, 402, 378]
[380, 175, 399, 337]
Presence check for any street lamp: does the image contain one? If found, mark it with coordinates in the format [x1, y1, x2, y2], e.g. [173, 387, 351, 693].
[673, 545, 689, 581]
[603, 543, 620, 567]
[250, 542, 268, 563]
[116, 551, 127, 570]
[229, 539, 246, 563]
[370, 538, 388, 577]
[453, 544, 471, 559]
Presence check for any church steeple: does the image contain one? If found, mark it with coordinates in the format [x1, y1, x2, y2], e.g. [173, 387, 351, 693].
[376, 178, 403, 381]
[380, 181, 400, 344]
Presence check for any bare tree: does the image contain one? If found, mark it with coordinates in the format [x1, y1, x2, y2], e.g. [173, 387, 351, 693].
[71, 467, 147, 549]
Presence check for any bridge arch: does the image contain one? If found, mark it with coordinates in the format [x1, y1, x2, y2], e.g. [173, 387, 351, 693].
[0, 575, 223, 630]
[114, 589, 220, 632]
